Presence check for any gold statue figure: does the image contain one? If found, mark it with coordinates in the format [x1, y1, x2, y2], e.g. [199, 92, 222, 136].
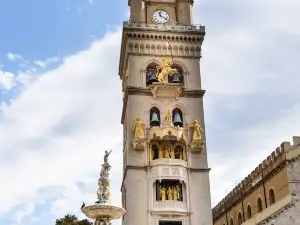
[132, 118, 145, 139]
[156, 57, 177, 83]
[188, 119, 203, 141]
[159, 185, 166, 201]
[176, 185, 181, 200]
[172, 185, 178, 201]
[167, 186, 173, 200]
[164, 106, 172, 122]
[159, 147, 164, 159]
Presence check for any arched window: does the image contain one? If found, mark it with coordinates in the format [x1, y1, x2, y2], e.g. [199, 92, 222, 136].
[238, 212, 243, 225]
[229, 218, 234, 225]
[167, 64, 184, 84]
[146, 63, 159, 85]
[269, 188, 275, 205]
[257, 197, 263, 213]
[150, 107, 160, 127]
[172, 108, 183, 127]
[247, 205, 252, 219]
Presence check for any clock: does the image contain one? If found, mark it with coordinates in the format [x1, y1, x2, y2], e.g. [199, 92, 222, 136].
[152, 10, 169, 24]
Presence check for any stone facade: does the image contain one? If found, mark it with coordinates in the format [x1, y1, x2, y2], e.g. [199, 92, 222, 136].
[119, 1, 213, 225]
[213, 136, 300, 225]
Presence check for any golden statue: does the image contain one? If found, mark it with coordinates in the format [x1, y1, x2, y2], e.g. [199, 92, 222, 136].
[176, 185, 181, 200]
[188, 119, 203, 141]
[164, 146, 171, 158]
[167, 186, 173, 200]
[173, 185, 180, 201]
[159, 185, 166, 201]
[170, 148, 175, 159]
[156, 57, 177, 83]
[132, 118, 145, 139]
[159, 147, 164, 159]
[165, 106, 172, 122]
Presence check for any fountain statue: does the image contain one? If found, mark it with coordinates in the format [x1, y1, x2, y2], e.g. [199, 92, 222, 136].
[81, 150, 126, 225]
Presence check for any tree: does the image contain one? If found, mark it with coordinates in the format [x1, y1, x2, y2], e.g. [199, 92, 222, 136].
[55, 214, 92, 225]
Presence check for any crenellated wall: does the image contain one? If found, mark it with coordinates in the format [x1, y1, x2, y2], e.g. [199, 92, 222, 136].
[213, 136, 300, 225]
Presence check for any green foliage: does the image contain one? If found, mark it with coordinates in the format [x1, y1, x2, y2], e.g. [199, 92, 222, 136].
[55, 214, 92, 225]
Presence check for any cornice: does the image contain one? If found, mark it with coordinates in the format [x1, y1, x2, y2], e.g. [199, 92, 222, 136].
[124, 30, 205, 42]
[188, 167, 210, 172]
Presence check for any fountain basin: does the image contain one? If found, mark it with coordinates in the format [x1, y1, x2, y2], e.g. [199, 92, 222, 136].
[82, 204, 126, 220]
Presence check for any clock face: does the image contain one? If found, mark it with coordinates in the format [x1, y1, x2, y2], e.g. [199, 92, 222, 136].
[153, 10, 169, 24]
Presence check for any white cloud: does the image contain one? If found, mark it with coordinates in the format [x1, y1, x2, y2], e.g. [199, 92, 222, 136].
[0, 69, 15, 90]
[34, 57, 60, 68]
[7, 53, 23, 61]
[12, 202, 35, 225]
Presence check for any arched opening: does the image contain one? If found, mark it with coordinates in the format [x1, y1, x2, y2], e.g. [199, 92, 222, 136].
[174, 145, 186, 161]
[247, 205, 252, 219]
[150, 107, 160, 127]
[151, 144, 159, 160]
[238, 212, 243, 225]
[229, 218, 234, 225]
[167, 64, 184, 84]
[257, 197, 263, 213]
[269, 188, 276, 205]
[172, 108, 183, 127]
[146, 62, 159, 85]
[155, 179, 183, 201]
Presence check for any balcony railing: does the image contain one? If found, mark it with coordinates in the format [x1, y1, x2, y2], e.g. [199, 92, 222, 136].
[123, 21, 205, 32]
[152, 200, 188, 215]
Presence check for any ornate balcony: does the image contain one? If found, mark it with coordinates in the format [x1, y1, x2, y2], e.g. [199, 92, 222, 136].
[148, 125, 187, 144]
[152, 201, 188, 215]
[150, 158, 187, 169]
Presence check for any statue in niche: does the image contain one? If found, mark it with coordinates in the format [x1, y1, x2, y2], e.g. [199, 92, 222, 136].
[159, 147, 164, 159]
[173, 185, 178, 201]
[132, 117, 145, 139]
[170, 148, 175, 159]
[167, 186, 173, 200]
[150, 147, 154, 160]
[164, 106, 172, 122]
[175, 147, 181, 159]
[188, 119, 204, 141]
[175, 185, 181, 200]
[156, 57, 177, 83]
[164, 146, 170, 158]
[159, 185, 166, 201]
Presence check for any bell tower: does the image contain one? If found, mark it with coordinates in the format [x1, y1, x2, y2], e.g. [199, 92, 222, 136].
[119, 0, 213, 225]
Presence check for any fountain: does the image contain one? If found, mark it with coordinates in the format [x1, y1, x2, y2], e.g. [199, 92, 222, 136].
[82, 150, 126, 225]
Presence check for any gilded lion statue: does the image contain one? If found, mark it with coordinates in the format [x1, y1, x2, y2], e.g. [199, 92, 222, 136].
[156, 57, 177, 83]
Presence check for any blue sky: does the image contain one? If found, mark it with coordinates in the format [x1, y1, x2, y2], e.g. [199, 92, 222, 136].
[0, 0, 300, 225]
